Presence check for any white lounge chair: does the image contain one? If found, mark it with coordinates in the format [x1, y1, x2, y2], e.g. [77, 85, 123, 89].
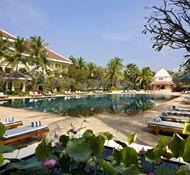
[1, 117, 23, 129]
[0, 92, 8, 99]
[0, 124, 49, 145]
[148, 118, 185, 135]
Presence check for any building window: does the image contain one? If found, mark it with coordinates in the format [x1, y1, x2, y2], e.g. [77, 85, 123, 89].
[159, 78, 163, 80]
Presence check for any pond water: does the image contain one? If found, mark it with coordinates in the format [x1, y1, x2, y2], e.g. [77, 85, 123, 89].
[0, 94, 178, 117]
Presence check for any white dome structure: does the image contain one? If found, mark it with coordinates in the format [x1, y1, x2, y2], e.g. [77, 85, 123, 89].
[150, 68, 174, 92]
[154, 68, 171, 78]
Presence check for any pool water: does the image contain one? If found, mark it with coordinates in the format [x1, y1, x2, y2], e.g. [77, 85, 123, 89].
[0, 94, 178, 117]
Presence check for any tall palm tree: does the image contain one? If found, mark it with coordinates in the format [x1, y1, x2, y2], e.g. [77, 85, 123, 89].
[106, 57, 123, 87]
[124, 63, 140, 89]
[0, 34, 10, 59]
[29, 35, 49, 75]
[6, 37, 28, 72]
[86, 62, 97, 78]
[76, 57, 86, 70]
[136, 67, 153, 90]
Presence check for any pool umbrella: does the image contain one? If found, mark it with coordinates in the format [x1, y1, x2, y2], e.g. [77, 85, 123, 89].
[37, 82, 49, 87]
[173, 73, 190, 83]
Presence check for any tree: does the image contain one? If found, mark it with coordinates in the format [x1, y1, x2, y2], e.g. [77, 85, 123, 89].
[29, 35, 49, 76]
[136, 67, 153, 90]
[6, 37, 28, 72]
[143, 0, 190, 68]
[106, 57, 123, 87]
[124, 63, 140, 89]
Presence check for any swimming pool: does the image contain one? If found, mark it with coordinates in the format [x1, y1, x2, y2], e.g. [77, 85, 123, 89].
[0, 94, 178, 117]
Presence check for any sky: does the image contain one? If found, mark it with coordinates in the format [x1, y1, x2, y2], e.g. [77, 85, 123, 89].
[0, 0, 186, 72]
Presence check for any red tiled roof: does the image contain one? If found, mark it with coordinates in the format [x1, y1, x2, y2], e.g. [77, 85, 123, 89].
[48, 50, 71, 63]
[150, 81, 175, 85]
[0, 29, 16, 40]
[0, 29, 71, 64]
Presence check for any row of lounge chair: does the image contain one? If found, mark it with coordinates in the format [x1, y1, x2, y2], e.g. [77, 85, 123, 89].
[29, 91, 54, 98]
[182, 96, 190, 104]
[0, 92, 8, 101]
[148, 106, 190, 135]
[0, 118, 49, 145]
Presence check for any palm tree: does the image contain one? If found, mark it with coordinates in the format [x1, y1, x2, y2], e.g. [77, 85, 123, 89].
[136, 67, 153, 90]
[124, 63, 140, 89]
[0, 34, 10, 59]
[29, 35, 49, 75]
[86, 62, 97, 78]
[106, 57, 123, 87]
[6, 37, 28, 72]
[76, 57, 86, 70]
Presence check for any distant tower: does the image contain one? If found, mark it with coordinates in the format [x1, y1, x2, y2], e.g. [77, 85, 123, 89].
[150, 68, 175, 92]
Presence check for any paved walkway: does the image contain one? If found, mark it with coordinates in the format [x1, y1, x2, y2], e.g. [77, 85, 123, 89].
[0, 92, 189, 147]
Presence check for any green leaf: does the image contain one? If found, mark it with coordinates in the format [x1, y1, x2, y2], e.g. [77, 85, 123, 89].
[7, 160, 43, 169]
[0, 153, 3, 166]
[117, 164, 145, 175]
[59, 135, 69, 147]
[182, 136, 190, 163]
[66, 139, 92, 162]
[35, 138, 52, 161]
[0, 145, 16, 153]
[99, 132, 113, 140]
[127, 133, 137, 145]
[0, 122, 5, 139]
[155, 165, 177, 175]
[145, 148, 161, 163]
[99, 159, 117, 175]
[170, 133, 185, 158]
[120, 146, 138, 166]
[176, 164, 190, 175]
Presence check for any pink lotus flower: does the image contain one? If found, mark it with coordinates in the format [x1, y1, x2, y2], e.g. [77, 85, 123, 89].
[148, 173, 155, 175]
[54, 131, 60, 139]
[139, 147, 146, 156]
[43, 159, 58, 169]
[72, 127, 78, 134]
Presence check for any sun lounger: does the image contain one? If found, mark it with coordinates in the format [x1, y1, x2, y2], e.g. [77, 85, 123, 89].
[182, 96, 190, 104]
[159, 115, 189, 123]
[169, 106, 190, 112]
[0, 124, 49, 145]
[0, 92, 8, 100]
[1, 120, 23, 129]
[148, 117, 185, 135]
[165, 110, 190, 117]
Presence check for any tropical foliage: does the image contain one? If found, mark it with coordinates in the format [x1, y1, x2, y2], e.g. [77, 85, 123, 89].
[143, 0, 190, 71]
[1, 122, 190, 175]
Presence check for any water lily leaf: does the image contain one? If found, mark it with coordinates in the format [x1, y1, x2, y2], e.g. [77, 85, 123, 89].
[7, 160, 43, 169]
[99, 132, 113, 140]
[66, 139, 92, 162]
[59, 135, 69, 147]
[99, 159, 117, 175]
[117, 164, 145, 175]
[0, 122, 5, 139]
[182, 136, 190, 163]
[155, 165, 177, 175]
[145, 148, 161, 163]
[120, 146, 138, 166]
[35, 139, 52, 161]
[176, 164, 190, 175]
[0, 145, 16, 153]
[0, 153, 3, 166]
[170, 133, 185, 158]
[127, 133, 137, 145]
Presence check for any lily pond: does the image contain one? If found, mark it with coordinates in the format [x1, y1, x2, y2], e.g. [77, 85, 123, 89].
[0, 94, 178, 117]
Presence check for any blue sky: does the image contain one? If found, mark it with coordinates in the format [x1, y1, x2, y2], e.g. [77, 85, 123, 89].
[0, 0, 185, 71]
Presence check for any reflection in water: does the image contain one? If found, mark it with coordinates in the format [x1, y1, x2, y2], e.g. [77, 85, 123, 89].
[0, 94, 178, 117]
